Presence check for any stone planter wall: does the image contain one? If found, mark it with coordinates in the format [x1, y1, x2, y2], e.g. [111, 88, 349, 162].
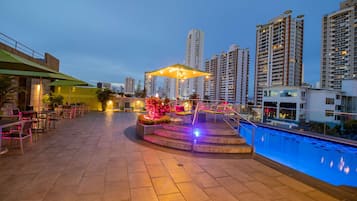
[136, 122, 162, 139]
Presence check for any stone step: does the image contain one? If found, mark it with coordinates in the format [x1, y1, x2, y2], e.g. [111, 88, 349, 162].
[154, 129, 246, 145]
[162, 124, 237, 136]
[154, 129, 192, 141]
[193, 143, 252, 154]
[143, 134, 192, 151]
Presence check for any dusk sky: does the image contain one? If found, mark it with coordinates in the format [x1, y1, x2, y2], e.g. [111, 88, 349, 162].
[1, 0, 340, 97]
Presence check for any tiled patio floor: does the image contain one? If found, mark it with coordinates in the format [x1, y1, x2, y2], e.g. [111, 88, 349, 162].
[0, 112, 343, 201]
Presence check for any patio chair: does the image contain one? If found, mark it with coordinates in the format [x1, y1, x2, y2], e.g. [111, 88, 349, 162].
[174, 105, 192, 124]
[1, 120, 33, 154]
[48, 112, 60, 129]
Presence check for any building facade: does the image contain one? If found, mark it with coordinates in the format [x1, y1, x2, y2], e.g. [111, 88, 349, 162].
[144, 72, 156, 97]
[181, 29, 205, 98]
[204, 55, 220, 100]
[124, 77, 135, 95]
[254, 10, 304, 106]
[262, 86, 343, 125]
[341, 79, 357, 116]
[204, 45, 249, 104]
[321, 0, 357, 89]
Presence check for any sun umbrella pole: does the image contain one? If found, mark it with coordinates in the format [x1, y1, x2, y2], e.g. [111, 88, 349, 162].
[39, 77, 42, 112]
[176, 70, 179, 105]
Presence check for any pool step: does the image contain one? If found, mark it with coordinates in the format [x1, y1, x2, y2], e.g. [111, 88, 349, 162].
[154, 129, 192, 141]
[144, 134, 251, 154]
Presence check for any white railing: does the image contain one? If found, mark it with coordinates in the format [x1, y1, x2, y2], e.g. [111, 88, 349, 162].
[0, 32, 44, 58]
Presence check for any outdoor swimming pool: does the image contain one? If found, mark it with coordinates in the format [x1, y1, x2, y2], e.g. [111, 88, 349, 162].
[239, 123, 357, 187]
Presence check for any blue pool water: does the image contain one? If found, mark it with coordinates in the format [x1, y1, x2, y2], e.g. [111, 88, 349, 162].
[239, 123, 357, 187]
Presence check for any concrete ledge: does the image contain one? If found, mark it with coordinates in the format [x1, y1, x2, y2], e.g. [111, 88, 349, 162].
[136, 122, 162, 139]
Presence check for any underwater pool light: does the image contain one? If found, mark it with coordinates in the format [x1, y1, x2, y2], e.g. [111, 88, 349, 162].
[194, 130, 200, 137]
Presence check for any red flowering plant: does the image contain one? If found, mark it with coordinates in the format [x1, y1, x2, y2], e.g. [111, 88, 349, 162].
[145, 97, 171, 119]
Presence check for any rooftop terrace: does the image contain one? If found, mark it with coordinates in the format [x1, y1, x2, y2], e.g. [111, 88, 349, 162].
[0, 112, 351, 201]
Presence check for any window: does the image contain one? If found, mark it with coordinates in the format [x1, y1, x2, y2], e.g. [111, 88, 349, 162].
[301, 91, 306, 97]
[336, 95, 340, 100]
[263, 102, 277, 119]
[279, 102, 297, 120]
[325, 110, 334, 117]
[271, 90, 279, 97]
[300, 104, 304, 109]
[325, 98, 334, 105]
[280, 90, 298, 97]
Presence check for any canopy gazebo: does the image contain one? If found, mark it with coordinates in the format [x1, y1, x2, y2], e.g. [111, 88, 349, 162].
[146, 64, 210, 99]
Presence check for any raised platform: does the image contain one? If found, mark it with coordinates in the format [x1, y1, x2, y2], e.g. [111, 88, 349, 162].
[139, 121, 252, 154]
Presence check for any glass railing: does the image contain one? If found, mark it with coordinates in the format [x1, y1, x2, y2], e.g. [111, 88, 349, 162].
[239, 105, 357, 142]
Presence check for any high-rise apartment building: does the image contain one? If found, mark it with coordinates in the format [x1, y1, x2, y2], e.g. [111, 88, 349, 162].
[124, 77, 135, 95]
[204, 45, 249, 104]
[204, 55, 220, 100]
[254, 10, 304, 105]
[182, 29, 205, 98]
[321, 0, 357, 90]
[144, 72, 156, 97]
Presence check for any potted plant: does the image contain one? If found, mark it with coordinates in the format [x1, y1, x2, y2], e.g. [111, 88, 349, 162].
[50, 94, 64, 109]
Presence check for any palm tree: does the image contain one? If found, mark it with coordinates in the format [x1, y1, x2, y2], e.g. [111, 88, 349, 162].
[96, 89, 112, 111]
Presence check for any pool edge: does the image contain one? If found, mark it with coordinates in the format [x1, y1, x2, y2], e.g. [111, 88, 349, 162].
[254, 153, 357, 201]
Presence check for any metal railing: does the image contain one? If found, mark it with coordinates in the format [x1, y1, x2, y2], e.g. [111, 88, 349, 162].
[223, 105, 258, 153]
[189, 99, 258, 153]
[0, 32, 44, 58]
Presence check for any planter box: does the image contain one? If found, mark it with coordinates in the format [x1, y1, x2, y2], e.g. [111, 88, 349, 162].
[136, 122, 162, 139]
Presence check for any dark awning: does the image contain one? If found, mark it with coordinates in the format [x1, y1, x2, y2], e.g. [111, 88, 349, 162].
[0, 49, 57, 73]
[0, 69, 80, 80]
[0, 49, 86, 82]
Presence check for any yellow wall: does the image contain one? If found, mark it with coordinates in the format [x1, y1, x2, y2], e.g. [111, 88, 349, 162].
[53, 86, 148, 112]
[54, 86, 100, 111]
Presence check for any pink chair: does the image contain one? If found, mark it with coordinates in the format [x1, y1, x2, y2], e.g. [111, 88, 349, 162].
[1, 120, 32, 154]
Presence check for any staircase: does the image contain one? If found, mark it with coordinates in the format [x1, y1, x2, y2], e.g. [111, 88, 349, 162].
[143, 123, 252, 154]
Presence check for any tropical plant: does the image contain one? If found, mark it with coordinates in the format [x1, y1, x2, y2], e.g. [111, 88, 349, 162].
[344, 120, 357, 135]
[42, 94, 64, 110]
[145, 96, 170, 119]
[50, 94, 64, 108]
[96, 89, 112, 111]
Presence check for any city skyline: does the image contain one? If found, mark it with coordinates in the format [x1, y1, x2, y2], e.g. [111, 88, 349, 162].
[0, 0, 341, 98]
